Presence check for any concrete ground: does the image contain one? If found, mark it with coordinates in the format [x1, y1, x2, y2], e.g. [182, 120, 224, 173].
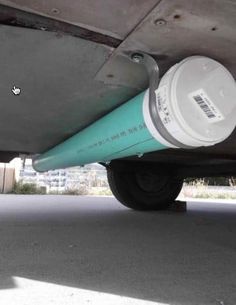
[0, 195, 235, 305]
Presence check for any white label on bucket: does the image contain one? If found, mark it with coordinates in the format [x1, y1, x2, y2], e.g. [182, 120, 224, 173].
[155, 86, 182, 136]
[189, 89, 224, 123]
[155, 86, 173, 125]
[155, 86, 185, 140]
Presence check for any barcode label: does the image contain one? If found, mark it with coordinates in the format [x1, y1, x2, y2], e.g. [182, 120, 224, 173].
[190, 89, 224, 123]
[193, 95, 216, 119]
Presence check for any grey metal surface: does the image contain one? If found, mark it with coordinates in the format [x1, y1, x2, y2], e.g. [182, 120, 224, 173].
[0, 0, 160, 39]
[0, 4, 121, 48]
[0, 25, 139, 153]
[96, 0, 236, 89]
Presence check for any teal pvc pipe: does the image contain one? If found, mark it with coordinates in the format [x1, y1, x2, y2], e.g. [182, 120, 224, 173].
[33, 91, 167, 172]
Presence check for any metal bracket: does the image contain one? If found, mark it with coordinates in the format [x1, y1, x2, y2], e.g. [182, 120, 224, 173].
[129, 52, 192, 149]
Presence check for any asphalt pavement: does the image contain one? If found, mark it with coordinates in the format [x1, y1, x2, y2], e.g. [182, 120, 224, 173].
[0, 195, 235, 305]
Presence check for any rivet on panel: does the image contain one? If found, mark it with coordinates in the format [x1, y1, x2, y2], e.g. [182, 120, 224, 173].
[51, 8, 60, 15]
[154, 19, 167, 26]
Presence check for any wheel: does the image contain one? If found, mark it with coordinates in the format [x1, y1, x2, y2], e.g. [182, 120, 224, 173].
[107, 165, 183, 211]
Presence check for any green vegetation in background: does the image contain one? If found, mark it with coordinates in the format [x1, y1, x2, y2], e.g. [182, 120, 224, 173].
[185, 177, 236, 186]
[10, 181, 112, 196]
[11, 182, 46, 194]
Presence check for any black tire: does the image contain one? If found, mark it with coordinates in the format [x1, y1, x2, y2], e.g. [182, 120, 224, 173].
[107, 166, 183, 211]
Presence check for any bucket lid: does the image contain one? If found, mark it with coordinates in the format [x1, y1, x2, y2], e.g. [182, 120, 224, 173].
[170, 56, 236, 146]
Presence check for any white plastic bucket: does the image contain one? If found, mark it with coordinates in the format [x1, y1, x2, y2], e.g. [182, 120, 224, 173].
[143, 56, 236, 148]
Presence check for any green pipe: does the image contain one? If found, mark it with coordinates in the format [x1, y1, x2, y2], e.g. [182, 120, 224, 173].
[33, 91, 166, 172]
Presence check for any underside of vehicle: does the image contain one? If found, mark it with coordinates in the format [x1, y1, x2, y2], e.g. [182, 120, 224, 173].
[0, 0, 236, 209]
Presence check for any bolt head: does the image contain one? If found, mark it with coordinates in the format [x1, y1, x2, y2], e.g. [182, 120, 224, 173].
[131, 53, 144, 63]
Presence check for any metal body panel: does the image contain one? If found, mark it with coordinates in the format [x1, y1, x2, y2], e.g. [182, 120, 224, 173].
[0, 0, 160, 39]
[0, 25, 138, 153]
[0, 4, 121, 47]
[96, 0, 236, 89]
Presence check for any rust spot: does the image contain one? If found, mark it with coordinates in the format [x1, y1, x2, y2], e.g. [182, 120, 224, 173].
[173, 14, 181, 20]
[51, 8, 60, 15]
[211, 26, 217, 31]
